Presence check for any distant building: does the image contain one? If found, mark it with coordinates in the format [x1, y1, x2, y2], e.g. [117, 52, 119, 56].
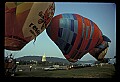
[42, 53, 46, 62]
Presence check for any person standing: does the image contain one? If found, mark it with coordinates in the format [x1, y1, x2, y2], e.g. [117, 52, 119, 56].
[29, 65, 32, 71]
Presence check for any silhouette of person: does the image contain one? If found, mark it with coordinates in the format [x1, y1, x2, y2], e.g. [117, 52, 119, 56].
[29, 65, 32, 71]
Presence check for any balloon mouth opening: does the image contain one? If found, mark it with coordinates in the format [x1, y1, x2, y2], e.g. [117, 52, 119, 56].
[97, 48, 108, 61]
[5, 36, 28, 51]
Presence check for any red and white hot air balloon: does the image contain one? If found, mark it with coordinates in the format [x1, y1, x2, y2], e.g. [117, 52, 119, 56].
[5, 2, 55, 51]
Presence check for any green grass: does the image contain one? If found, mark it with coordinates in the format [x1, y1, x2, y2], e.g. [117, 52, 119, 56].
[15, 64, 115, 78]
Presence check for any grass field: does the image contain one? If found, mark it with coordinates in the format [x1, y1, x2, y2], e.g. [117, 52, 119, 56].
[15, 64, 116, 78]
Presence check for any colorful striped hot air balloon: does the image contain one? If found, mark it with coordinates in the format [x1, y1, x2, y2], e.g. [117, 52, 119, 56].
[5, 2, 55, 50]
[46, 13, 111, 62]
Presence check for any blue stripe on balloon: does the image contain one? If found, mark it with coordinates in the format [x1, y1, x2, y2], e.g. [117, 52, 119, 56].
[81, 16, 84, 23]
[71, 33, 77, 45]
[85, 20, 94, 50]
[77, 38, 83, 50]
[66, 30, 71, 43]
[64, 43, 71, 54]
[86, 26, 89, 38]
[74, 20, 78, 33]
[66, 30, 71, 42]
[58, 28, 63, 38]
[89, 20, 94, 39]
[66, 45, 72, 54]
[64, 19, 67, 28]
[64, 43, 70, 51]
[62, 29, 69, 42]
[71, 20, 74, 32]
[81, 17, 85, 38]
[67, 31, 74, 44]
[66, 19, 71, 30]
[85, 39, 92, 50]
[59, 19, 65, 28]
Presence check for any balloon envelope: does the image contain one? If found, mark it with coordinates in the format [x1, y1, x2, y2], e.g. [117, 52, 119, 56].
[5, 2, 55, 50]
[46, 13, 111, 62]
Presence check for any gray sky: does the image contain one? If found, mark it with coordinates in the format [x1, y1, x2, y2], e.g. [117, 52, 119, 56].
[5, 2, 116, 61]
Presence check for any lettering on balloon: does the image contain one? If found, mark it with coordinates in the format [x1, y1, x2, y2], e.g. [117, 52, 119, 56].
[38, 3, 55, 30]
[28, 3, 55, 37]
[29, 23, 40, 37]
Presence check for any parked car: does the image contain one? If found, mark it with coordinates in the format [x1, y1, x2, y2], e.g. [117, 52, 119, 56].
[44, 66, 56, 71]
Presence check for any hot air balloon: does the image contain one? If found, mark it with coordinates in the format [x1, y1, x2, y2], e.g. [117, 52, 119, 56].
[5, 2, 55, 51]
[46, 13, 111, 63]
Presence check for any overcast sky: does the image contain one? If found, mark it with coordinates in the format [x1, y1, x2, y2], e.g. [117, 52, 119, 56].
[5, 2, 116, 61]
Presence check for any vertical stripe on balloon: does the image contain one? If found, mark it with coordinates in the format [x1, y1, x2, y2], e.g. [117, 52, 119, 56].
[64, 43, 70, 53]
[77, 16, 85, 50]
[71, 33, 77, 45]
[67, 31, 74, 44]
[74, 20, 78, 33]
[58, 28, 63, 38]
[86, 26, 90, 38]
[71, 20, 74, 32]
[89, 20, 94, 39]
[70, 50, 78, 59]
[85, 20, 94, 50]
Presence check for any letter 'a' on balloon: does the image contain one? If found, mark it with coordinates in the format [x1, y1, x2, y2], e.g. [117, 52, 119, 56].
[5, 2, 55, 51]
[46, 13, 111, 63]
